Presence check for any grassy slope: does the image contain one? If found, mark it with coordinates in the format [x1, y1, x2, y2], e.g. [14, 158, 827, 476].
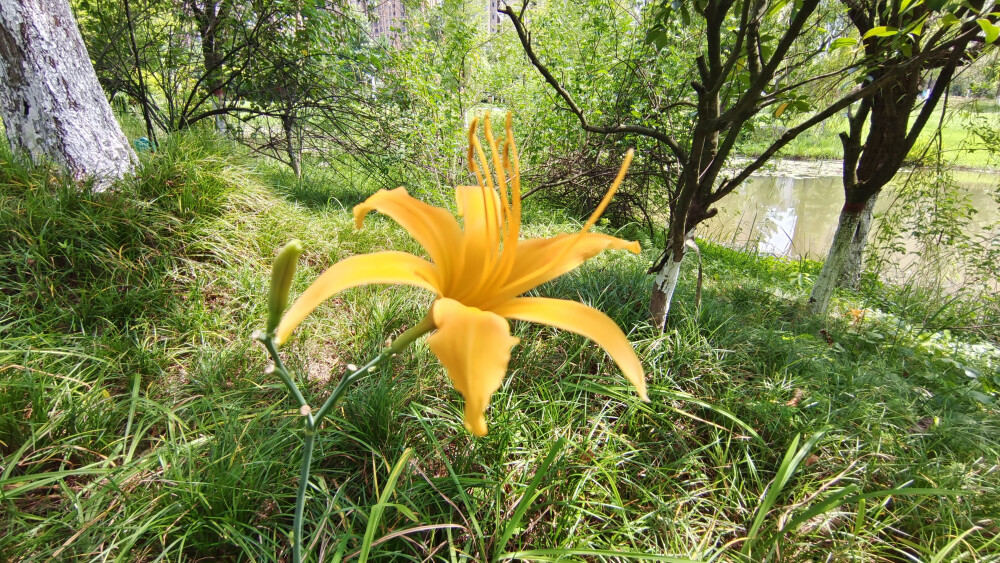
[2, 133, 998, 561]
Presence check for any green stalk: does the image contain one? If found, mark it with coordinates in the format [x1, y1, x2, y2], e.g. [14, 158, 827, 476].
[293, 428, 315, 563]
[255, 313, 435, 563]
[257, 333, 309, 411]
[312, 315, 434, 423]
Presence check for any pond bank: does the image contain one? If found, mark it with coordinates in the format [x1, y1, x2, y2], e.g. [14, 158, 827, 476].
[732, 156, 999, 178]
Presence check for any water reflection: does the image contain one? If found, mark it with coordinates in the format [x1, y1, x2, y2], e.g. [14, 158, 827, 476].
[703, 166, 998, 288]
[705, 174, 846, 258]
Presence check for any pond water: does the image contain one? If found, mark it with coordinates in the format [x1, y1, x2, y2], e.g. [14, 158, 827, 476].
[701, 160, 999, 289]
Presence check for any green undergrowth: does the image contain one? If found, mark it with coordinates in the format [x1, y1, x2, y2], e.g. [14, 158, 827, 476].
[2, 133, 998, 561]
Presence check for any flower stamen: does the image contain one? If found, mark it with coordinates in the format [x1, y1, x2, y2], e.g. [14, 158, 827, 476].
[583, 149, 633, 233]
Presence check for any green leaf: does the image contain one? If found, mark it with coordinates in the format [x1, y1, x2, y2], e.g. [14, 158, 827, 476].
[742, 429, 829, 556]
[977, 18, 1000, 43]
[830, 37, 858, 50]
[968, 390, 996, 406]
[766, 0, 791, 18]
[358, 448, 413, 563]
[930, 526, 985, 563]
[863, 26, 899, 39]
[940, 13, 961, 26]
[644, 28, 670, 50]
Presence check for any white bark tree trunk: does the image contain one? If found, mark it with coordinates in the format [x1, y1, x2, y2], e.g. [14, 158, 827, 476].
[212, 95, 228, 135]
[839, 193, 877, 289]
[649, 228, 698, 330]
[0, 0, 136, 186]
[282, 114, 302, 178]
[650, 251, 684, 331]
[809, 208, 863, 314]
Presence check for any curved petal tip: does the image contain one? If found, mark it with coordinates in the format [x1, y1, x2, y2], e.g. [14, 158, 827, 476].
[428, 298, 519, 437]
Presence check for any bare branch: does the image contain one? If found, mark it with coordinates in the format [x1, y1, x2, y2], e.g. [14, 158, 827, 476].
[501, 1, 687, 162]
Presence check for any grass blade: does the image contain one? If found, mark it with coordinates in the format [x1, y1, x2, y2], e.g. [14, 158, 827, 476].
[496, 548, 703, 562]
[493, 437, 566, 561]
[358, 447, 413, 563]
[742, 428, 828, 556]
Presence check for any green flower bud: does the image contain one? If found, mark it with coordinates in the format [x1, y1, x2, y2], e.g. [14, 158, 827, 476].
[267, 240, 304, 334]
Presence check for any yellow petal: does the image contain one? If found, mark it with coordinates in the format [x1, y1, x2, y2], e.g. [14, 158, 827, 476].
[353, 188, 463, 277]
[485, 232, 640, 307]
[453, 185, 503, 297]
[491, 297, 648, 401]
[427, 298, 519, 436]
[276, 251, 440, 345]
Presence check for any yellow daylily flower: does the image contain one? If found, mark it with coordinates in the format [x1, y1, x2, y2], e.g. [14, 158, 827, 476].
[276, 113, 649, 436]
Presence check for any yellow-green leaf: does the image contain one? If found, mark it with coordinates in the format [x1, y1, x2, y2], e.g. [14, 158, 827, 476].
[773, 102, 791, 118]
[863, 26, 899, 39]
[940, 13, 960, 26]
[830, 37, 858, 50]
[766, 0, 790, 18]
[977, 18, 1000, 43]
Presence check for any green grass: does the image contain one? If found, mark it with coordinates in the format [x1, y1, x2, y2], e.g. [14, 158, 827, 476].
[742, 98, 1000, 169]
[2, 132, 999, 561]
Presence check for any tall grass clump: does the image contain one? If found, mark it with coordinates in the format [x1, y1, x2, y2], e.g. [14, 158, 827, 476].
[0, 131, 289, 559]
[2, 131, 998, 561]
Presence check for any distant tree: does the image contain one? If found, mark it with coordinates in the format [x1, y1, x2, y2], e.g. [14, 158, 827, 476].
[504, 0, 961, 328]
[75, 0, 391, 177]
[0, 0, 136, 185]
[807, 0, 998, 314]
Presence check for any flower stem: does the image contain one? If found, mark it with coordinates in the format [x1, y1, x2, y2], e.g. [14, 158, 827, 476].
[254, 314, 434, 563]
[260, 335, 309, 410]
[313, 314, 434, 423]
[293, 428, 315, 563]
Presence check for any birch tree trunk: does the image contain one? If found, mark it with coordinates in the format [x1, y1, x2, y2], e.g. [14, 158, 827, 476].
[650, 249, 684, 331]
[0, 0, 136, 185]
[809, 207, 864, 314]
[839, 193, 877, 289]
[650, 226, 696, 330]
[282, 114, 302, 179]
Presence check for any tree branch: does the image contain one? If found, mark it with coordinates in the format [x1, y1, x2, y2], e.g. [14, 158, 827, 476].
[501, 1, 687, 162]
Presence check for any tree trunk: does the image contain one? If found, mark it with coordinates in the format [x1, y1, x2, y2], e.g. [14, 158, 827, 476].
[0, 0, 136, 186]
[191, 0, 227, 95]
[809, 206, 864, 314]
[287, 140, 302, 179]
[212, 94, 228, 135]
[282, 114, 301, 178]
[839, 193, 877, 289]
[650, 249, 684, 331]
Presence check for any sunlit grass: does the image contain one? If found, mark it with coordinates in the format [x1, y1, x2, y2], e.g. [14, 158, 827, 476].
[742, 98, 1000, 170]
[2, 132, 998, 561]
